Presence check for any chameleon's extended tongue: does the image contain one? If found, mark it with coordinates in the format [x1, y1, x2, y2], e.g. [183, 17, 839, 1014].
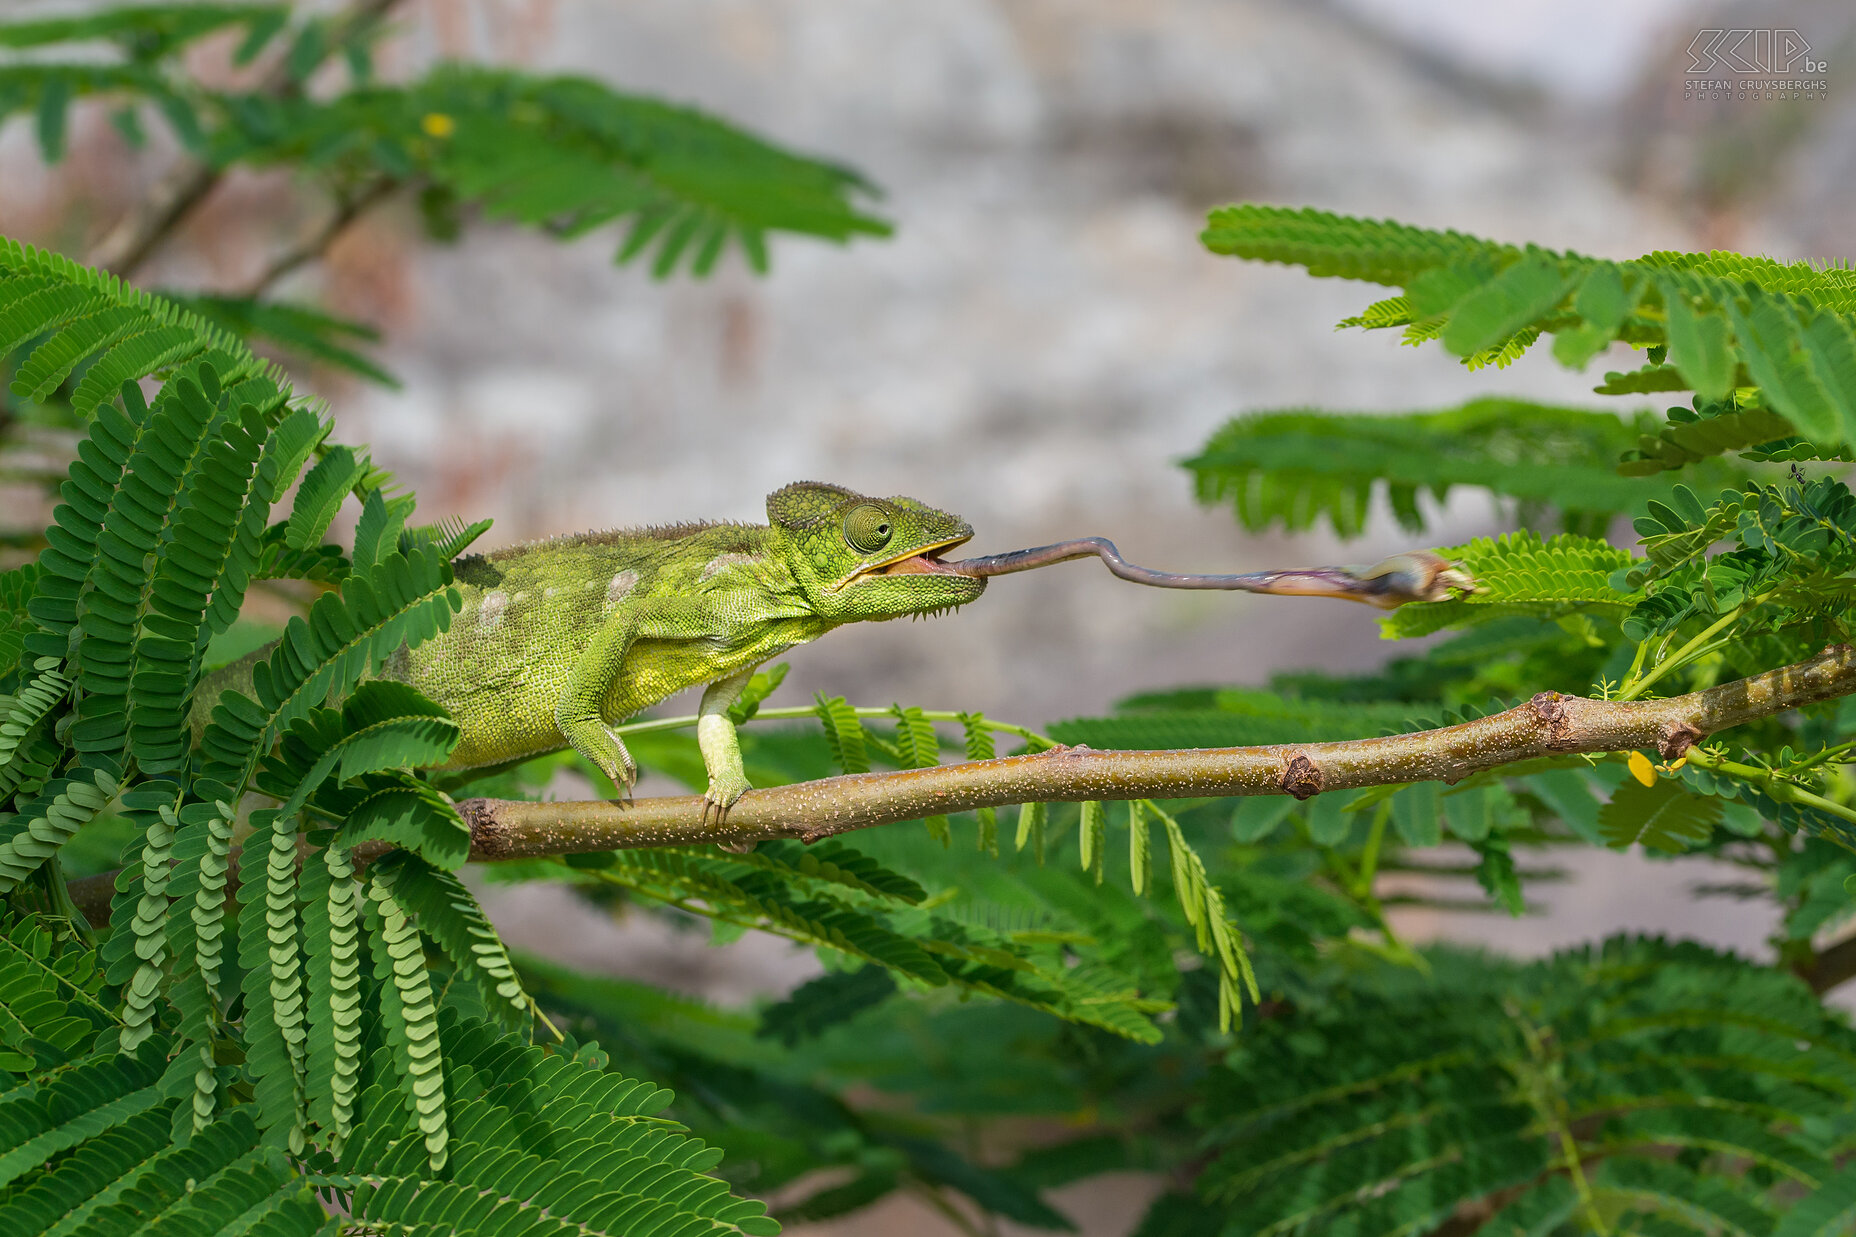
[942, 538, 1476, 610]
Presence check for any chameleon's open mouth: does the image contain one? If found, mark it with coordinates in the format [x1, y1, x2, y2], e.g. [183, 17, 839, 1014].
[854, 536, 973, 581]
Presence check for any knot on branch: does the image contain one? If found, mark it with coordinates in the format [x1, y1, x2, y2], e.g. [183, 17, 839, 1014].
[1280, 752, 1323, 800]
[1530, 692, 1572, 747]
[1659, 722, 1703, 761]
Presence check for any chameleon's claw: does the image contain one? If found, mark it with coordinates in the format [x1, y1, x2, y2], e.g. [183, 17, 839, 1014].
[707, 798, 757, 852]
[703, 773, 751, 846]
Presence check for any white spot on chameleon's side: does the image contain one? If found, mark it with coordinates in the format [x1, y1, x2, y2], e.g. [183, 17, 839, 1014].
[605, 569, 639, 611]
[479, 590, 509, 630]
[512, 592, 529, 604]
[544, 587, 557, 599]
[701, 552, 763, 581]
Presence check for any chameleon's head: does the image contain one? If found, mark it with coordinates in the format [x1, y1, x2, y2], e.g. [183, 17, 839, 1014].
[767, 482, 985, 621]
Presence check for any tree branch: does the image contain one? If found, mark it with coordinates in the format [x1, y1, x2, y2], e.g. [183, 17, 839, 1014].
[62, 645, 1856, 932]
[453, 645, 1856, 858]
[1800, 930, 1856, 995]
[240, 177, 400, 298]
[85, 0, 407, 277]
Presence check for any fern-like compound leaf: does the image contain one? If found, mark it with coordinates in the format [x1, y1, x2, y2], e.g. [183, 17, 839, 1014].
[1380, 531, 1638, 640]
[757, 966, 897, 1046]
[0, 238, 278, 415]
[1778, 1163, 1856, 1237]
[813, 693, 869, 774]
[0, 761, 121, 895]
[329, 775, 472, 871]
[282, 444, 366, 551]
[371, 850, 528, 1032]
[1184, 398, 1690, 539]
[198, 545, 461, 787]
[1597, 778, 1724, 853]
[300, 844, 366, 1155]
[365, 865, 449, 1172]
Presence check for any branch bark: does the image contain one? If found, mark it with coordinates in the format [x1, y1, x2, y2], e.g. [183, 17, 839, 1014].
[62, 646, 1856, 944]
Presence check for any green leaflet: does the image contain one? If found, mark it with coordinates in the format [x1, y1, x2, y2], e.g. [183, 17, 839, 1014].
[365, 867, 448, 1172]
[349, 488, 414, 576]
[1078, 799, 1105, 884]
[1128, 800, 1151, 896]
[724, 660, 787, 725]
[1016, 800, 1047, 864]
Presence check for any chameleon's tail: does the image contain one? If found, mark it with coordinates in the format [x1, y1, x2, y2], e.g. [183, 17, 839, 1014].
[944, 539, 1477, 610]
[188, 646, 273, 741]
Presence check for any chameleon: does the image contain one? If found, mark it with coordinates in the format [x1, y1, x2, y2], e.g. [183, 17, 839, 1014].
[200, 481, 1473, 817]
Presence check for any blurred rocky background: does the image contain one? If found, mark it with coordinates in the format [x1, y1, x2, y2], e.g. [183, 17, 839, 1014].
[4, 2, 1855, 1230]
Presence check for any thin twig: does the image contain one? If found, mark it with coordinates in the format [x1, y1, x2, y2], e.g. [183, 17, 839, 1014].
[241, 177, 400, 298]
[86, 0, 408, 277]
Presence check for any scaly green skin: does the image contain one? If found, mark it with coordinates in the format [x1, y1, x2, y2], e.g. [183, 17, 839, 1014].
[394, 482, 979, 811]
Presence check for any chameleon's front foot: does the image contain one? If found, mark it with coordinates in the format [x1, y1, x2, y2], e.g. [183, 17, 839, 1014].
[702, 770, 752, 831]
[697, 672, 755, 835]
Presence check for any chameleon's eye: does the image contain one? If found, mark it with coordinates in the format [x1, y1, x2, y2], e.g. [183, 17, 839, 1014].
[845, 504, 894, 554]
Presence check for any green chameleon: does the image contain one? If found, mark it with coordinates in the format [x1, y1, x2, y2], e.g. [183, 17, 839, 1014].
[202, 481, 1470, 817]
